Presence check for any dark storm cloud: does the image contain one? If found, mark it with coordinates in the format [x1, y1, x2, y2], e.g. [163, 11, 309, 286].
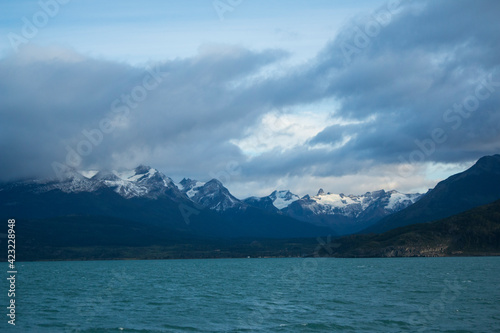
[1, 0, 499, 184]
[237, 0, 500, 180]
[0, 45, 287, 180]
[0, 51, 137, 179]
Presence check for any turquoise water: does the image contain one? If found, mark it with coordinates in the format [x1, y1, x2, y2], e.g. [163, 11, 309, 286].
[1, 257, 499, 332]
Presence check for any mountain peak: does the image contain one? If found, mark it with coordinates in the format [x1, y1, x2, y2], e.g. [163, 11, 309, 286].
[179, 178, 197, 189]
[317, 188, 325, 196]
[472, 154, 500, 174]
[266, 190, 300, 209]
[180, 178, 241, 211]
[134, 165, 152, 175]
[270, 189, 292, 196]
[370, 189, 386, 199]
[207, 178, 223, 186]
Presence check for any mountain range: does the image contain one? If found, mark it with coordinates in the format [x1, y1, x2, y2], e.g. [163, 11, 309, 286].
[0, 167, 330, 240]
[1, 154, 499, 260]
[259, 189, 421, 235]
[0, 165, 421, 237]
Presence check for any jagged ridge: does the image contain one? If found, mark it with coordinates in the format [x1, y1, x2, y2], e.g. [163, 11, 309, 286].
[3, 165, 421, 235]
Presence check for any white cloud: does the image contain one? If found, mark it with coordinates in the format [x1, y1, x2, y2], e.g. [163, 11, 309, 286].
[231, 98, 348, 156]
[231, 110, 333, 156]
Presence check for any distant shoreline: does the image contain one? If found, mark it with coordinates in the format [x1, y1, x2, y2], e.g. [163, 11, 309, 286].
[8, 250, 500, 263]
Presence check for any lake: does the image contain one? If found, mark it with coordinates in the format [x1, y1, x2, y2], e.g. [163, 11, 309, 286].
[2, 257, 499, 332]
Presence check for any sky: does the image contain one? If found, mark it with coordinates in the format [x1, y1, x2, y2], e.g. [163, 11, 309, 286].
[0, 0, 499, 198]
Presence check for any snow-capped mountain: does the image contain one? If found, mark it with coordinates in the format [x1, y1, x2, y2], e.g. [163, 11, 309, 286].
[11, 166, 244, 213]
[296, 188, 421, 217]
[270, 190, 301, 209]
[283, 189, 422, 235]
[32, 165, 185, 201]
[178, 178, 243, 211]
[243, 190, 300, 213]
[2, 165, 421, 235]
[35, 166, 244, 212]
[245, 188, 422, 235]
[0, 166, 331, 239]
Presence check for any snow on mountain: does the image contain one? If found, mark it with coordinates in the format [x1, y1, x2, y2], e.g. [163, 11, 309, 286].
[298, 189, 422, 218]
[178, 178, 242, 211]
[385, 191, 422, 211]
[269, 190, 300, 209]
[280, 188, 423, 234]
[177, 178, 206, 199]
[245, 188, 421, 219]
[18, 167, 242, 212]
[14, 165, 421, 222]
[310, 189, 364, 210]
[31, 165, 182, 200]
[33, 168, 102, 194]
[91, 169, 150, 198]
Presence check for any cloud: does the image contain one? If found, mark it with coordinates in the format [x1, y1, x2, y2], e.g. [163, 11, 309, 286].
[236, 0, 500, 178]
[0, 44, 286, 181]
[1, 0, 499, 199]
[308, 0, 500, 164]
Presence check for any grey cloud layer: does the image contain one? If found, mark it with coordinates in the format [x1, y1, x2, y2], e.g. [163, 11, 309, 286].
[1, 0, 499, 184]
[284, 0, 500, 170]
[0, 46, 286, 180]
